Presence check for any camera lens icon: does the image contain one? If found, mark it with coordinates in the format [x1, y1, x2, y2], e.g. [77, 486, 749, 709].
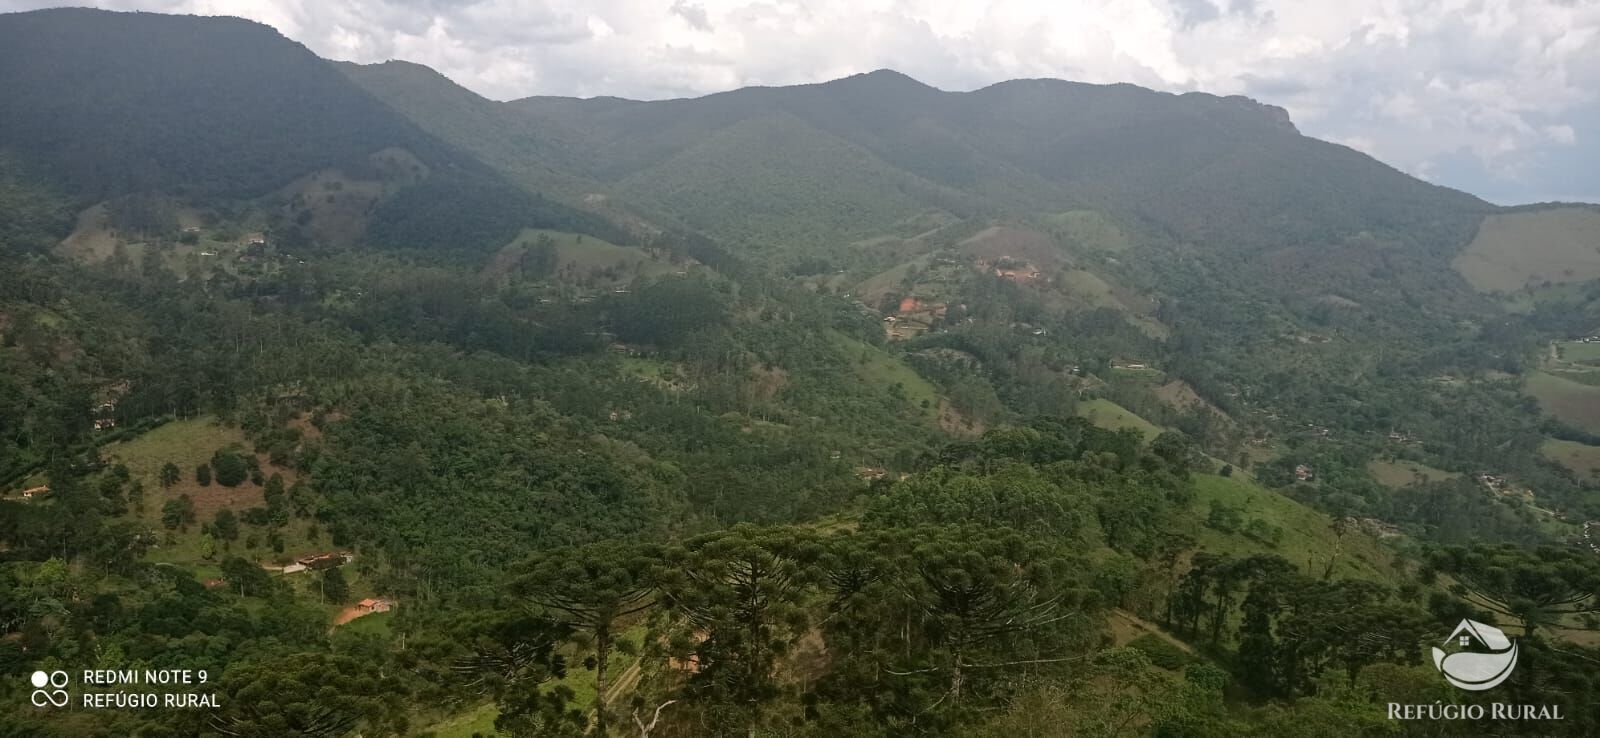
[30, 670, 69, 707]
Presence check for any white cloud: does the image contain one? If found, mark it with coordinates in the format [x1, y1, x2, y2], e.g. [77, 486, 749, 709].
[1544, 124, 1577, 145]
[2, 0, 1597, 203]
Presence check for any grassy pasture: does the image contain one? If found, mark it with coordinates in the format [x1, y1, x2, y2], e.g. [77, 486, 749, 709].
[1366, 459, 1459, 488]
[101, 417, 319, 567]
[852, 253, 936, 306]
[1542, 438, 1600, 482]
[1558, 340, 1600, 364]
[1076, 398, 1162, 440]
[104, 417, 265, 522]
[1153, 380, 1227, 419]
[1057, 268, 1118, 306]
[1527, 371, 1600, 434]
[1053, 268, 1168, 338]
[830, 332, 939, 415]
[1039, 209, 1131, 252]
[1453, 207, 1600, 292]
[488, 227, 681, 288]
[426, 703, 498, 738]
[958, 225, 1067, 269]
[337, 610, 394, 638]
[1188, 474, 1400, 584]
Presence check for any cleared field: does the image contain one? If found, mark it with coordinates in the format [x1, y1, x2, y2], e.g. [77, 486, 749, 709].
[1039, 209, 1131, 252]
[1367, 459, 1459, 488]
[1154, 380, 1226, 418]
[1542, 439, 1600, 482]
[1076, 398, 1162, 440]
[104, 418, 266, 521]
[829, 332, 939, 414]
[1052, 268, 1168, 337]
[335, 609, 394, 636]
[271, 148, 426, 245]
[274, 170, 387, 245]
[1189, 474, 1399, 584]
[1527, 371, 1600, 434]
[958, 225, 1068, 269]
[1453, 207, 1600, 292]
[1501, 281, 1593, 314]
[486, 228, 682, 287]
[852, 253, 936, 305]
[102, 416, 314, 566]
[426, 703, 497, 738]
[1558, 341, 1600, 364]
[57, 204, 122, 262]
[1109, 366, 1166, 384]
[1058, 268, 1117, 305]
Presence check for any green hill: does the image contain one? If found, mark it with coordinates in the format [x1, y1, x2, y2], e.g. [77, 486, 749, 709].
[337, 60, 603, 203]
[0, 9, 443, 201]
[0, 8, 617, 254]
[617, 114, 946, 254]
[504, 72, 1490, 287]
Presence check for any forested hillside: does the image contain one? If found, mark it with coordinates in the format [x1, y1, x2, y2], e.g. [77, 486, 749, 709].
[0, 8, 618, 255]
[7, 7, 1600, 738]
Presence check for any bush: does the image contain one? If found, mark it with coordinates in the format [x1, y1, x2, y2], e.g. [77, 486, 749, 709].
[1128, 633, 1192, 670]
[211, 449, 249, 487]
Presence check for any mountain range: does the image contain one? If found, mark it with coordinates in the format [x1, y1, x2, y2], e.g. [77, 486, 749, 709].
[12, 7, 1600, 737]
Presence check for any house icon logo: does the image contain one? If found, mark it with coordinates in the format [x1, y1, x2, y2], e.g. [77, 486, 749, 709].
[1432, 619, 1518, 691]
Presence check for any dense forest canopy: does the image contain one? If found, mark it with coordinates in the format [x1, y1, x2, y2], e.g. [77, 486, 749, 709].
[4, 7, 1600, 738]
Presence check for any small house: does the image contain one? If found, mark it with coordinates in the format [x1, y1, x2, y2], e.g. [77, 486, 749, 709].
[20, 486, 50, 499]
[357, 597, 394, 614]
[1294, 465, 1314, 482]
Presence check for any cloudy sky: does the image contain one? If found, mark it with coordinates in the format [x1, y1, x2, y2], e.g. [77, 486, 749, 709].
[5, 1, 1598, 204]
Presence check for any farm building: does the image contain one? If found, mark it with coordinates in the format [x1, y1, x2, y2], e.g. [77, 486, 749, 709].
[853, 466, 888, 481]
[20, 486, 49, 499]
[296, 551, 353, 570]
